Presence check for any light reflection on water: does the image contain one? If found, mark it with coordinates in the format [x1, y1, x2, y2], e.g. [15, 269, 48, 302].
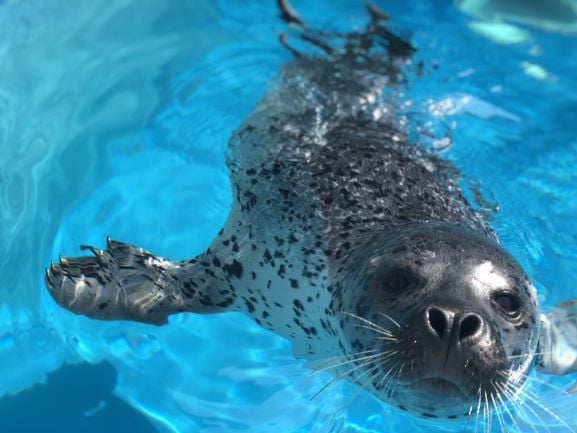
[0, 0, 576, 432]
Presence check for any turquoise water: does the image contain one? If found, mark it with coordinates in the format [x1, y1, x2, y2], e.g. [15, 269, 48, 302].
[0, 0, 576, 432]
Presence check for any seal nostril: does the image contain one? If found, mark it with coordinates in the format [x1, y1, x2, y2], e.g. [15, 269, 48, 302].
[427, 307, 447, 339]
[459, 314, 482, 341]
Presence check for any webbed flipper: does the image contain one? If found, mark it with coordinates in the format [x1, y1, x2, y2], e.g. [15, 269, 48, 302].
[537, 301, 577, 391]
[276, 0, 416, 76]
[45, 238, 239, 325]
[45, 239, 187, 325]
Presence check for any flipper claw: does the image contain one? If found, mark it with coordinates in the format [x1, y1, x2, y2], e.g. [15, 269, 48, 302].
[50, 261, 59, 274]
[80, 244, 104, 259]
[45, 266, 55, 286]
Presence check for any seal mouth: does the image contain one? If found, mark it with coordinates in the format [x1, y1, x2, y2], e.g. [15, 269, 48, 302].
[410, 378, 466, 399]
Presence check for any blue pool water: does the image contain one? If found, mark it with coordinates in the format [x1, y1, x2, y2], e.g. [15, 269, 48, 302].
[0, 0, 576, 432]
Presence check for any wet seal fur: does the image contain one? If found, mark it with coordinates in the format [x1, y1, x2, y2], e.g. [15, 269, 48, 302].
[46, 1, 577, 424]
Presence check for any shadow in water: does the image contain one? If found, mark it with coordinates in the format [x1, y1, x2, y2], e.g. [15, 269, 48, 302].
[0, 362, 159, 433]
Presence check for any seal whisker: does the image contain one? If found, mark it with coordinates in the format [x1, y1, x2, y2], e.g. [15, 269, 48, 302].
[515, 373, 569, 394]
[499, 380, 560, 433]
[473, 385, 483, 433]
[352, 322, 395, 336]
[339, 361, 387, 413]
[358, 362, 386, 393]
[395, 360, 406, 380]
[493, 383, 523, 433]
[312, 350, 381, 373]
[489, 392, 507, 433]
[340, 311, 388, 330]
[498, 382, 546, 433]
[374, 336, 398, 342]
[483, 390, 492, 433]
[487, 392, 499, 433]
[377, 312, 401, 329]
[353, 323, 395, 338]
[369, 363, 399, 403]
[356, 350, 398, 400]
[506, 351, 552, 360]
[320, 361, 386, 423]
[479, 390, 487, 433]
[495, 381, 539, 433]
[311, 359, 380, 402]
[497, 370, 567, 398]
[365, 349, 400, 386]
[310, 355, 383, 400]
[378, 362, 401, 398]
[509, 386, 576, 433]
[341, 311, 396, 336]
[310, 348, 378, 368]
[311, 353, 383, 377]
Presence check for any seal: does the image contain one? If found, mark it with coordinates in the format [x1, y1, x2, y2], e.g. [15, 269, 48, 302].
[45, 1, 577, 423]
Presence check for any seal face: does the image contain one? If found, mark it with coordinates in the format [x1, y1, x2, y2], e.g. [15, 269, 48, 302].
[335, 223, 540, 418]
[45, 2, 577, 424]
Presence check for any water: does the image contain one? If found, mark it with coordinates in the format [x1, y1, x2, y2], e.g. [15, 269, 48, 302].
[0, 0, 576, 432]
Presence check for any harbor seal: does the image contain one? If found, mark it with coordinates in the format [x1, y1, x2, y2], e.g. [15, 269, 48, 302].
[45, 0, 577, 423]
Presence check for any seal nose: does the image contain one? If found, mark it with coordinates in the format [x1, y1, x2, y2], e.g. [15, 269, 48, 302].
[427, 307, 449, 339]
[459, 313, 482, 341]
[426, 307, 483, 343]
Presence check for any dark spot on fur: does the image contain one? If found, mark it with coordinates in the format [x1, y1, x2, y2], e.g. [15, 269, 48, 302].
[244, 299, 255, 313]
[224, 260, 244, 279]
[293, 300, 304, 311]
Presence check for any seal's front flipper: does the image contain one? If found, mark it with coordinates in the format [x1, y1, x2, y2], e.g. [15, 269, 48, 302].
[45, 239, 188, 325]
[537, 301, 577, 391]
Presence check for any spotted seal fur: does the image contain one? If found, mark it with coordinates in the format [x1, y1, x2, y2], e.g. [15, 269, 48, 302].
[45, 1, 577, 423]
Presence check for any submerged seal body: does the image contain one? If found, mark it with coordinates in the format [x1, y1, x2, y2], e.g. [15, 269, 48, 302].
[46, 2, 577, 422]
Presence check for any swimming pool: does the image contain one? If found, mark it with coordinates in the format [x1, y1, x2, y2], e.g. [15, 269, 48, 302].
[0, 0, 576, 432]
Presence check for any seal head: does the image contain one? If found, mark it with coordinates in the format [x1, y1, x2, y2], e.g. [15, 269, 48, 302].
[335, 223, 540, 419]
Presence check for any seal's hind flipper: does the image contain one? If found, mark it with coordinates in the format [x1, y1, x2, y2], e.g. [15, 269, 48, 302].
[277, 0, 306, 28]
[366, 3, 390, 22]
[537, 301, 577, 390]
[46, 239, 185, 325]
[276, 0, 416, 89]
[276, 0, 415, 58]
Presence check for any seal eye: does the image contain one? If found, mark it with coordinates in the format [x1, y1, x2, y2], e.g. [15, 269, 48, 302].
[493, 293, 521, 317]
[385, 270, 410, 292]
